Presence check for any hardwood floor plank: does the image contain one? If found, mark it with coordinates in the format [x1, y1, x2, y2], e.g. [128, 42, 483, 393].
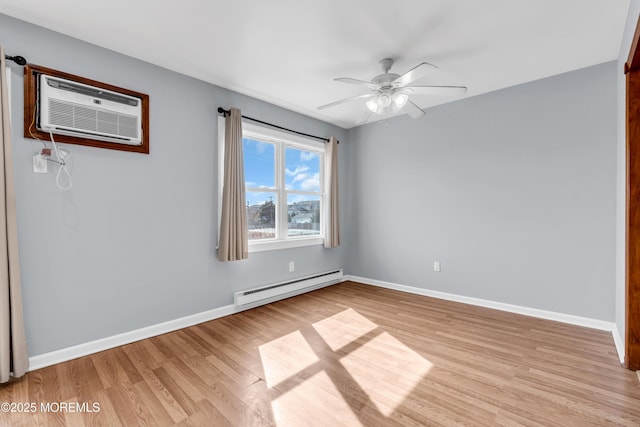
[2, 281, 639, 426]
[205, 351, 262, 388]
[91, 350, 131, 389]
[164, 354, 267, 426]
[106, 383, 148, 427]
[62, 399, 86, 427]
[146, 335, 178, 361]
[132, 380, 178, 427]
[108, 377, 160, 427]
[153, 367, 198, 416]
[112, 347, 144, 385]
[134, 340, 167, 370]
[139, 367, 188, 423]
[160, 359, 207, 404]
[269, 370, 365, 427]
[81, 389, 123, 427]
[237, 379, 277, 426]
[176, 400, 235, 427]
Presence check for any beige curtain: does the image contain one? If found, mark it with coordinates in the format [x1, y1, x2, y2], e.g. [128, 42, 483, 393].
[218, 108, 248, 261]
[0, 47, 28, 383]
[324, 136, 340, 248]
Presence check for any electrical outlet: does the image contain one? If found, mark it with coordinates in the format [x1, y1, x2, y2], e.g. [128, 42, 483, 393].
[289, 261, 295, 272]
[434, 261, 441, 272]
[33, 154, 47, 173]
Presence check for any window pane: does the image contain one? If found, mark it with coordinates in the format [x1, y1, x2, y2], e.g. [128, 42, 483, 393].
[243, 138, 275, 189]
[247, 192, 277, 240]
[285, 147, 320, 191]
[287, 194, 320, 237]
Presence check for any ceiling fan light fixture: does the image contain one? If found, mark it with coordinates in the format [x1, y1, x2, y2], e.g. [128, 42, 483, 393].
[366, 98, 381, 114]
[377, 93, 392, 107]
[393, 93, 408, 108]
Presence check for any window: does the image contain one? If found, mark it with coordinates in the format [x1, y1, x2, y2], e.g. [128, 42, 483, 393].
[218, 119, 325, 252]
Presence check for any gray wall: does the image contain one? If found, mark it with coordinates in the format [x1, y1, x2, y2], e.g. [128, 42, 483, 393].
[0, 13, 347, 356]
[616, 0, 640, 356]
[346, 62, 617, 321]
[1, 11, 620, 358]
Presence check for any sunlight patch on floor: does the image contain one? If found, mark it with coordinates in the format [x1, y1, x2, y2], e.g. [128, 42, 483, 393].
[312, 308, 378, 351]
[340, 332, 433, 416]
[260, 309, 433, 423]
[271, 371, 363, 427]
[258, 330, 319, 388]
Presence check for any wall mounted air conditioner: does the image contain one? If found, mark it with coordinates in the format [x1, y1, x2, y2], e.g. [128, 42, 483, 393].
[37, 74, 143, 145]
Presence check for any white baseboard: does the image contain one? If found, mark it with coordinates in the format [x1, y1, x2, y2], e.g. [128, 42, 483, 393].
[28, 278, 341, 372]
[346, 275, 626, 363]
[345, 274, 618, 333]
[611, 324, 626, 365]
[346, 276, 629, 364]
[28, 304, 237, 371]
[29, 274, 623, 371]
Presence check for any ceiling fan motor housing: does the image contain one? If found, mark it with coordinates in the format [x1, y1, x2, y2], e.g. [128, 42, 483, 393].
[372, 73, 400, 89]
[373, 58, 400, 89]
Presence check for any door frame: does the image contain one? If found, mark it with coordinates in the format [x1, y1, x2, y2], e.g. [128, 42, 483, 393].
[624, 14, 640, 370]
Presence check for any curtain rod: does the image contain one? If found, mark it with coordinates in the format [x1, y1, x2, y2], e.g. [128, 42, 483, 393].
[4, 55, 27, 66]
[217, 107, 337, 144]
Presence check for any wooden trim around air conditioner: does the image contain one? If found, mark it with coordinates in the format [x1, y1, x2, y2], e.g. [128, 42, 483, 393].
[24, 64, 149, 154]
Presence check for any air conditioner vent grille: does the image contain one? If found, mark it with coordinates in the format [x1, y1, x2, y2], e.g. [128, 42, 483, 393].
[49, 101, 73, 128]
[48, 99, 139, 139]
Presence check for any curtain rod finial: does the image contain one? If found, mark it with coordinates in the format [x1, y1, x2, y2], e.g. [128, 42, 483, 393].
[4, 55, 27, 66]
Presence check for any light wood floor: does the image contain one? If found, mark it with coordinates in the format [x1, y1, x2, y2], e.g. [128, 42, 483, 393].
[1, 281, 639, 426]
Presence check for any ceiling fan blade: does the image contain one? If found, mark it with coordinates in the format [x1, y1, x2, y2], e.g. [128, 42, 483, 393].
[317, 93, 373, 110]
[334, 77, 379, 90]
[405, 85, 467, 96]
[393, 62, 438, 87]
[402, 99, 425, 119]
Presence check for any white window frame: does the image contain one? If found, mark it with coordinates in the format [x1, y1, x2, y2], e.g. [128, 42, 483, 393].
[218, 117, 325, 252]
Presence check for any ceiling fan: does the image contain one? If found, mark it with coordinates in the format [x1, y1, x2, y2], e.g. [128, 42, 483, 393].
[318, 58, 467, 123]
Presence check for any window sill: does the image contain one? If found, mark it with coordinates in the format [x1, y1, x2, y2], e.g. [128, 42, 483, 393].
[249, 237, 324, 253]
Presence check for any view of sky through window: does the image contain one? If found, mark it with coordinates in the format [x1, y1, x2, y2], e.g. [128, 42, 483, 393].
[243, 138, 274, 192]
[285, 147, 320, 193]
[243, 138, 320, 206]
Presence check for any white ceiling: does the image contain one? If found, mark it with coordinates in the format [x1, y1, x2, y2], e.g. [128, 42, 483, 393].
[0, 0, 631, 129]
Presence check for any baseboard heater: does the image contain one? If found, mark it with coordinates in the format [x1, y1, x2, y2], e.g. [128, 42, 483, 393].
[234, 269, 343, 307]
